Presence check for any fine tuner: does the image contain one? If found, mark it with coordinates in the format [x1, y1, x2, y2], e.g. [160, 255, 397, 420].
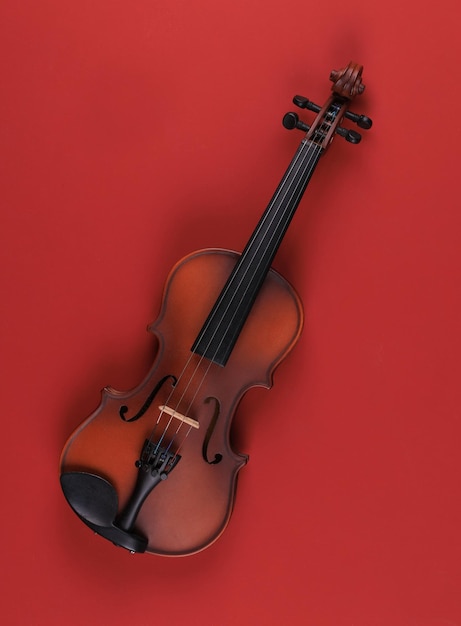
[283, 92, 373, 144]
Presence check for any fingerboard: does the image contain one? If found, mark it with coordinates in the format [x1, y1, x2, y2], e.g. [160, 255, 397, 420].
[191, 139, 323, 366]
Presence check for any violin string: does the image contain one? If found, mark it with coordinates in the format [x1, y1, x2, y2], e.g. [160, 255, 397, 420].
[152, 103, 337, 459]
[152, 350, 214, 452]
[165, 356, 216, 456]
[191, 143, 318, 351]
[190, 103, 336, 361]
[160, 139, 325, 458]
[147, 352, 197, 448]
[159, 137, 327, 457]
[192, 139, 325, 359]
[148, 134, 318, 453]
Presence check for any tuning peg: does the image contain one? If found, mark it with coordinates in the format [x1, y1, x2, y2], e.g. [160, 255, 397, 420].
[294, 95, 372, 130]
[344, 111, 373, 129]
[282, 112, 310, 132]
[336, 127, 362, 144]
[293, 96, 321, 113]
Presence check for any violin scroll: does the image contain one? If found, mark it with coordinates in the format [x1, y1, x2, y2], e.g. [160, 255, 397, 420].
[282, 61, 372, 150]
[330, 62, 365, 99]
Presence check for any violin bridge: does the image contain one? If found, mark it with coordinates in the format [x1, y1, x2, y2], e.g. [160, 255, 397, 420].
[158, 405, 200, 429]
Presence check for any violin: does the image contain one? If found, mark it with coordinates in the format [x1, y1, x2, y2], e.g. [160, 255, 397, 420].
[60, 62, 372, 556]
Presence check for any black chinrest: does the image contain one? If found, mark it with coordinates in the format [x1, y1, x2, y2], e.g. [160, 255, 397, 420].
[60, 471, 118, 526]
[60, 471, 147, 553]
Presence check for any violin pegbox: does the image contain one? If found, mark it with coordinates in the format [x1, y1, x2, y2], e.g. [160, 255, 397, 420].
[282, 61, 372, 148]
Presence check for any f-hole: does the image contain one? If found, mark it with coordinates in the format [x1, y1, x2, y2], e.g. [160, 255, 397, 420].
[202, 396, 223, 465]
[119, 375, 177, 422]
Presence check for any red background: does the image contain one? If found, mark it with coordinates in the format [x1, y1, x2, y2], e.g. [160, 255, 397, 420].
[1, 1, 461, 624]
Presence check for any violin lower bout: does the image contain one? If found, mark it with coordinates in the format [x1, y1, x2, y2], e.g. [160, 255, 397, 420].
[60, 249, 303, 556]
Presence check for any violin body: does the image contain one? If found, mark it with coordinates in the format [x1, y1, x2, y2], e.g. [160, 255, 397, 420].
[60, 249, 303, 555]
[60, 63, 371, 556]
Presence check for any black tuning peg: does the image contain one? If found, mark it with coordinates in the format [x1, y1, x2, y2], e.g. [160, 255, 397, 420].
[344, 111, 373, 129]
[283, 106, 365, 144]
[293, 96, 321, 113]
[284, 112, 361, 143]
[293, 94, 372, 130]
[336, 127, 362, 144]
[282, 112, 310, 132]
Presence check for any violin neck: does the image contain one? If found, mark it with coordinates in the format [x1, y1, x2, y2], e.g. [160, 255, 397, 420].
[191, 138, 323, 366]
